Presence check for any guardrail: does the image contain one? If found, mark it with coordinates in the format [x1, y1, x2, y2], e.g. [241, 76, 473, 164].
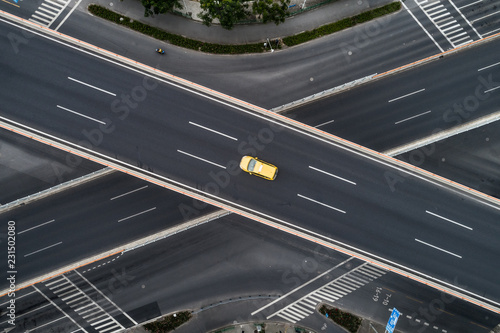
[271, 74, 376, 113]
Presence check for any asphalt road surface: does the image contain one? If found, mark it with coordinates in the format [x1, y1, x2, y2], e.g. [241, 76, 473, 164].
[0, 128, 102, 204]
[1, 18, 499, 312]
[0, 171, 217, 290]
[1, 215, 498, 333]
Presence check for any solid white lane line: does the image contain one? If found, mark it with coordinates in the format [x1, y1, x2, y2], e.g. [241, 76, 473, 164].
[395, 110, 431, 124]
[177, 150, 226, 169]
[297, 194, 346, 213]
[314, 119, 335, 128]
[56, 105, 106, 125]
[477, 62, 500, 72]
[485, 86, 500, 93]
[388, 88, 425, 103]
[483, 27, 500, 36]
[402, 2, 444, 53]
[415, 239, 462, 258]
[309, 166, 356, 185]
[189, 121, 238, 141]
[18, 219, 55, 234]
[426, 210, 473, 230]
[459, 0, 482, 9]
[67, 77, 116, 96]
[54, 0, 82, 31]
[118, 207, 156, 223]
[470, 10, 500, 23]
[24, 242, 63, 257]
[110, 185, 148, 200]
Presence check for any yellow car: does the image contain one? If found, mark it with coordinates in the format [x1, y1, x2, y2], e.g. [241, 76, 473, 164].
[240, 156, 278, 180]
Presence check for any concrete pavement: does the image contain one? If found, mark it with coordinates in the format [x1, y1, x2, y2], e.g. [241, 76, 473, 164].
[83, 0, 396, 44]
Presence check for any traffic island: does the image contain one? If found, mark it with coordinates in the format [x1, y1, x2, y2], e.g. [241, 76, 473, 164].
[319, 304, 362, 333]
[87, 2, 401, 54]
[143, 311, 192, 332]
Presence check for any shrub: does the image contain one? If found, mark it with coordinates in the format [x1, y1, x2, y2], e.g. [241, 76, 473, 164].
[319, 304, 362, 333]
[283, 2, 401, 46]
[143, 311, 192, 332]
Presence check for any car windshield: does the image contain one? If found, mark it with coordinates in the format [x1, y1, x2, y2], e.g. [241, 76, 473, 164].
[247, 159, 257, 172]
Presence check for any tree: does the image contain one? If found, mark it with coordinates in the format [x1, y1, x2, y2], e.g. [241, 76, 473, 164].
[253, 0, 290, 25]
[198, 0, 250, 30]
[252, 0, 290, 25]
[141, 0, 183, 17]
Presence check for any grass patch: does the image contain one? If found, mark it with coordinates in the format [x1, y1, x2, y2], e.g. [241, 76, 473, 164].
[143, 311, 192, 332]
[88, 2, 400, 54]
[88, 4, 264, 54]
[283, 2, 401, 46]
[319, 304, 362, 333]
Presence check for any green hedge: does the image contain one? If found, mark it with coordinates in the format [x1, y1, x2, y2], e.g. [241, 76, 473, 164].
[319, 305, 362, 333]
[283, 2, 401, 46]
[88, 2, 400, 53]
[143, 311, 192, 332]
[88, 4, 264, 54]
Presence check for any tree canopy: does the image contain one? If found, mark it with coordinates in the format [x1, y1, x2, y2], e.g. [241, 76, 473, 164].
[141, 0, 183, 17]
[198, 0, 250, 30]
[253, 0, 290, 25]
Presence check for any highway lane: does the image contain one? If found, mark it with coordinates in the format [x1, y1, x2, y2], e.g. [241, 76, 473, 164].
[396, 120, 500, 199]
[1, 19, 499, 310]
[0, 128, 102, 204]
[286, 38, 500, 152]
[1, 215, 498, 333]
[53, 6, 440, 109]
[0, 171, 217, 290]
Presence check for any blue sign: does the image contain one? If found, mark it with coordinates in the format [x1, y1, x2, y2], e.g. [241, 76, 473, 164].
[385, 308, 400, 333]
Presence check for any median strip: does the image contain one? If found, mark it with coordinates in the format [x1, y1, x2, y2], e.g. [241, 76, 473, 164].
[87, 2, 401, 54]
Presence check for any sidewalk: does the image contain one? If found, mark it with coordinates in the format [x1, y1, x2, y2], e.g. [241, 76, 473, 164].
[84, 0, 395, 44]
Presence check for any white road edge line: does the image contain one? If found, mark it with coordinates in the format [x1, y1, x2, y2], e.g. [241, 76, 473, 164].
[309, 166, 356, 185]
[67, 76, 116, 96]
[18, 219, 55, 234]
[426, 210, 473, 230]
[477, 62, 500, 72]
[470, 9, 500, 24]
[251, 257, 355, 315]
[485, 86, 500, 93]
[118, 207, 156, 223]
[56, 105, 106, 124]
[415, 239, 462, 258]
[297, 194, 346, 214]
[402, 2, 444, 53]
[483, 27, 500, 36]
[458, 0, 482, 9]
[395, 110, 432, 124]
[314, 119, 335, 128]
[189, 121, 238, 141]
[177, 149, 226, 169]
[388, 88, 426, 103]
[24, 242, 63, 257]
[110, 185, 148, 200]
[54, 0, 82, 31]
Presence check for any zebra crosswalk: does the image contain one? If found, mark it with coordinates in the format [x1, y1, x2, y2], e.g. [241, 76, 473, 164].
[44, 271, 136, 332]
[29, 0, 71, 27]
[415, 0, 473, 47]
[269, 263, 387, 323]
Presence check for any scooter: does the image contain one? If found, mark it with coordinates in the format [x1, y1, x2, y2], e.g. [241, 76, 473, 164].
[156, 48, 165, 55]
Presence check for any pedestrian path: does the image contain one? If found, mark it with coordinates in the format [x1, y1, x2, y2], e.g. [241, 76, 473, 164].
[415, 0, 473, 47]
[268, 263, 387, 323]
[43, 271, 136, 332]
[29, 0, 71, 27]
